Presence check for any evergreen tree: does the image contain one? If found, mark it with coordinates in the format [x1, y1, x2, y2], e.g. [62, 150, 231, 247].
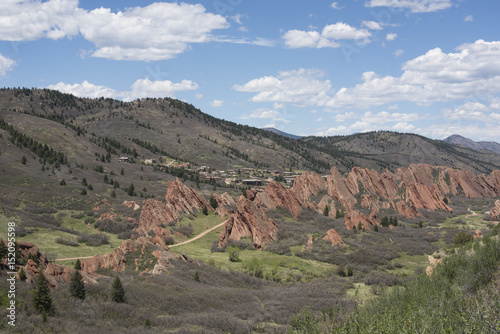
[74, 259, 81, 270]
[323, 204, 329, 217]
[202, 205, 208, 215]
[127, 183, 135, 196]
[32, 272, 53, 316]
[69, 270, 86, 300]
[194, 271, 200, 282]
[209, 196, 218, 210]
[110, 276, 125, 303]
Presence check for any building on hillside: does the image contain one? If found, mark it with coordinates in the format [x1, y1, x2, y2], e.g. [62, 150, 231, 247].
[242, 179, 263, 186]
[144, 159, 157, 165]
[119, 157, 130, 163]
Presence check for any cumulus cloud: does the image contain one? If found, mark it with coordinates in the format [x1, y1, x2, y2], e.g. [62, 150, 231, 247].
[330, 2, 344, 10]
[283, 22, 371, 49]
[0, 1, 234, 61]
[464, 15, 474, 22]
[210, 100, 224, 107]
[327, 40, 500, 109]
[365, 0, 453, 13]
[122, 78, 198, 100]
[78, 3, 229, 61]
[441, 102, 489, 120]
[48, 78, 198, 101]
[362, 21, 384, 30]
[233, 68, 332, 106]
[0, 53, 16, 76]
[240, 108, 291, 124]
[394, 49, 404, 57]
[47, 81, 118, 99]
[386, 33, 397, 41]
[0, 0, 79, 41]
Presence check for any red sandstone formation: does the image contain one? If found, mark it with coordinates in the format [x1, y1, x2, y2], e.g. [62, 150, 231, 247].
[289, 164, 500, 230]
[254, 181, 303, 218]
[490, 200, 500, 220]
[219, 195, 278, 249]
[212, 192, 236, 218]
[292, 171, 327, 201]
[123, 200, 140, 210]
[138, 178, 211, 234]
[323, 229, 345, 247]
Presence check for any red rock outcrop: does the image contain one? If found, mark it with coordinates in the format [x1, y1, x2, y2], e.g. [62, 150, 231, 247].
[212, 192, 236, 218]
[138, 178, 211, 234]
[123, 200, 140, 210]
[17, 241, 48, 267]
[219, 195, 278, 249]
[254, 181, 303, 218]
[344, 210, 378, 230]
[323, 229, 345, 247]
[490, 200, 500, 220]
[81, 238, 147, 273]
[292, 171, 327, 201]
[290, 164, 500, 225]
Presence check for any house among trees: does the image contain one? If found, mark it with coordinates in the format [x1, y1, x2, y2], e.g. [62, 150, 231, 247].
[118, 157, 130, 163]
[144, 158, 157, 165]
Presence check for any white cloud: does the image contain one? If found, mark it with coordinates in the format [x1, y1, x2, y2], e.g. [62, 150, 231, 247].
[464, 15, 474, 22]
[314, 117, 324, 122]
[48, 78, 198, 101]
[210, 100, 224, 107]
[394, 49, 404, 57]
[335, 112, 357, 121]
[195, 93, 203, 99]
[327, 40, 500, 109]
[0, 2, 230, 61]
[283, 22, 371, 49]
[47, 81, 118, 99]
[392, 122, 415, 131]
[233, 68, 332, 106]
[386, 33, 397, 41]
[123, 78, 198, 101]
[79, 3, 228, 61]
[365, 0, 453, 13]
[0, 0, 79, 41]
[241, 108, 291, 124]
[0, 53, 16, 76]
[322, 23, 371, 40]
[388, 104, 399, 110]
[316, 125, 350, 136]
[441, 102, 489, 120]
[330, 2, 344, 10]
[362, 21, 383, 30]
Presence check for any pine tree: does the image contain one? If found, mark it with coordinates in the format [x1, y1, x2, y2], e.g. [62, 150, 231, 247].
[69, 270, 86, 300]
[74, 259, 81, 270]
[110, 276, 125, 303]
[32, 272, 53, 316]
[323, 205, 329, 217]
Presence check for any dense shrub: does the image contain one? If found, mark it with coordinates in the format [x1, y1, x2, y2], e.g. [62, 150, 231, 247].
[77, 233, 109, 246]
[94, 219, 133, 234]
[55, 237, 79, 247]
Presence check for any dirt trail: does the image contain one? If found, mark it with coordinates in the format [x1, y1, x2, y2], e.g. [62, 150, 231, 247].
[169, 221, 226, 248]
[55, 221, 227, 260]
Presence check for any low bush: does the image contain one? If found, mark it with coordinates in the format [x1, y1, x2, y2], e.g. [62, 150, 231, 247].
[77, 233, 109, 246]
[55, 237, 79, 247]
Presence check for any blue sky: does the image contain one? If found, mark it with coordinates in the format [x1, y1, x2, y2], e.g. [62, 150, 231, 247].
[1, 0, 500, 141]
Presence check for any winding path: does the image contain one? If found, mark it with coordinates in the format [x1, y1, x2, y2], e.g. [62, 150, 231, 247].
[55, 221, 226, 260]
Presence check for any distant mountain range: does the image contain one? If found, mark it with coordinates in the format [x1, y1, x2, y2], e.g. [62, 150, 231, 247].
[262, 127, 302, 140]
[444, 135, 500, 155]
